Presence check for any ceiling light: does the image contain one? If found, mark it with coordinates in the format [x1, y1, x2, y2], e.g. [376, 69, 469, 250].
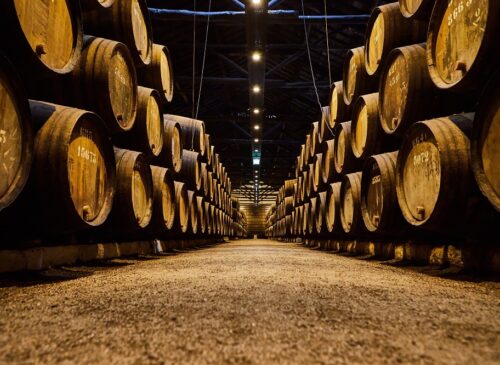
[252, 85, 261, 93]
[251, 51, 262, 62]
[251, 0, 262, 5]
[253, 158, 260, 165]
[254, 125, 260, 130]
[254, 138, 259, 142]
[253, 108, 260, 114]
[254, 149, 258, 152]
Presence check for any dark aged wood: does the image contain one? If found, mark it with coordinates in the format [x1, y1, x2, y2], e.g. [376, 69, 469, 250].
[113, 87, 163, 157]
[0, 56, 33, 211]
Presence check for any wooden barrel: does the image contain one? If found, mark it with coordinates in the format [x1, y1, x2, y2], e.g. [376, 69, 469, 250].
[153, 118, 183, 174]
[314, 191, 328, 235]
[342, 46, 377, 106]
[83, 0, 153, 66]
[0, 56, 33, 212]
[319, 106, 332, 143]
[351, 93, 385, 159]
[68, 36, 138, 134]
[427, 0, 499, 93]
[321, 139, 338, 185]
[137, 44, 174, 105]
[29, 101, 115, 233]
[197, 196, 206, 234]
[326, 182, 342, 234]
[361, 151, 406, 234]
[187, 190, 198, 235]
[379, 44, 468, 136]
[306, 163, 315, 197]
[164, 114, 206, 155]
[113, 87, 162, 157]
[308, 197, 317, 235]
[174, 150, 201, 191]
[472, 73, 500, 212]
[81, 0, 115, 10]
[304, 134, 312, 164]
[396, 114, 475, 231]
[284, 196, 294, 216]
[339, 172, 365, 235]
[204, 201, 213, 235]
[149, 166, 175, 233]
[399, 0, 434, 19]
[313, 153, 326, 192]
[300, 171, 308, 202]
[309, 122, 320, 157]
[333, 121, 361, 175]
[200, 162, 210, 197]
[205, 134, 212, 167]
[107, 148, 153, 231]
[364, 2, 426, 77]
[173, 181, 189, 234]
[0, 0, 83, 76]
[302, 202, 310, 236]
[284, 179, 295, 197]
[328, 81, 351, 132]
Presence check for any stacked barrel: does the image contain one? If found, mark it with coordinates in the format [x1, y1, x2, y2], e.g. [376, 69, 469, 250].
[0, 0, 235, 245]
[231, 198, 248, 238]
[266, 0, 499, 243]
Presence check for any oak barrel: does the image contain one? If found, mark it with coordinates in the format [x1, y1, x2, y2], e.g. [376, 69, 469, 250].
[149, 166, 175, 233]
[326, 182, 343, 234]
[0, 56, 33, 211]
[339, 172, 365, 235]
[365, 2, 426, 77]
[380, 43, 468, 136]
[333, 122, 361, 175]
[328, 81, 351, 130]
[137, 44, 174, 104]
[313, 153, 326, 192]
[197, 196, 206, 234]
[427, 0, 499, 92]
[68, 36, 138, 134]
[187, 190, 198, 235]
[351, 93, 385, 159]
[399, 0, 434, 19]
[81, 0, 115, 9]
[113, 86, 163, 157]
[153, 118, 183, 173]
[0, 0, 83, 76]
[309, 122, 320, 157]
[174, 150, 201, 191]
[396, 114, 474, 231]
[302, 202, 310, 236]
[165, 114, 206, 155]
[204, 201, 213, 235]
[471, 73, 500, 211]
[106, 148, 153, 231]
[308, 197, 317, 235]
[83, 0, 153, 66]
[314, 191, 328, 236]
[29, 101, 115, 233]
[319, 106, 332, 142]
[342, 46, 377, 106]
[361, 151, 406, 234]
[173, 181, 189, 234]
[320, 139, 337, 185]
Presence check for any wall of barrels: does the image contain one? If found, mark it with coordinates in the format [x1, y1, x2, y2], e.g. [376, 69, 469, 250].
[0, 0, 247, 248]
[266, 0, 499, 245]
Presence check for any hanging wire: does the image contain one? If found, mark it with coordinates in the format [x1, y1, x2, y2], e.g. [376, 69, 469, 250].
[323, 0, 332, 86]
[195, 0, 212, 120]
[192, 0, 196, 119]
[300, 0, 322, 113]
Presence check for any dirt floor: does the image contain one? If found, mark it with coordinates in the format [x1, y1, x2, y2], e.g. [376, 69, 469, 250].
[0, 239, 499, 365]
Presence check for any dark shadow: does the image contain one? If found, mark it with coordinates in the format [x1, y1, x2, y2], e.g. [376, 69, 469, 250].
[0, 268, 93, 288]
[81, 260, 133, 269]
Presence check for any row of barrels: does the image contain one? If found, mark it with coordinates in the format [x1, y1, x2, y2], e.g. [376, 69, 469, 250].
[231, 198, 248, 238]
[0, 0, 244, 243]
[266, 0, 499, 240]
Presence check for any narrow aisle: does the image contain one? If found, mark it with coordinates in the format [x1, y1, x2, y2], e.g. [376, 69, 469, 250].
[0, 240, 498, 364]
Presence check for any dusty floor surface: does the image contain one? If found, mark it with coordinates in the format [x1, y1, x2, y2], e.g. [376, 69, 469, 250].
[0, 240, 499, 365]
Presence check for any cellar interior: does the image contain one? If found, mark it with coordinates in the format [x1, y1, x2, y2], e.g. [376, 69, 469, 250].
[0, 0, 499, 364]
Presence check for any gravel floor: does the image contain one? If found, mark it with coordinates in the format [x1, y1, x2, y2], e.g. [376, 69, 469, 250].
[0, 239, 499, 364]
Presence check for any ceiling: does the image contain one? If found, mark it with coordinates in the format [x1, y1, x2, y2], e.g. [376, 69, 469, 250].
[148, 0, 384, 204]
